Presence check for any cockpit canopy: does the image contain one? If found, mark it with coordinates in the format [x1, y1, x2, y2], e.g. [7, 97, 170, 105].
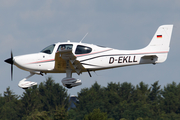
[41, 43, 93, 55]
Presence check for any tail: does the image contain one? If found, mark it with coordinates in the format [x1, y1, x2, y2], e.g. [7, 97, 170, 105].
[142, 25, 173, 63]
[146, 25, 173, 51]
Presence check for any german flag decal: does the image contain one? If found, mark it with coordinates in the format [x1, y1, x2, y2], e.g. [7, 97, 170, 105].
[157, 35, 162, 38]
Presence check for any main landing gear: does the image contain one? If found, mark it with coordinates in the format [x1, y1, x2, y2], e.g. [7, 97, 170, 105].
[61, 69, 82, 89]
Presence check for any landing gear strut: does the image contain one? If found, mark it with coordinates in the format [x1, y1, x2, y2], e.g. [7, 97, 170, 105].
[61, 61, 82, 88]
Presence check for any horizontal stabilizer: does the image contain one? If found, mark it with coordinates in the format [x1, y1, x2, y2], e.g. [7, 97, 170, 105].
[141, 55, 158, 60]
[140, 55, 158, 64]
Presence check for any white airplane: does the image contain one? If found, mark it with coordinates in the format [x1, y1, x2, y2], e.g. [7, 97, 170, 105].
[5, 25, 173, 89]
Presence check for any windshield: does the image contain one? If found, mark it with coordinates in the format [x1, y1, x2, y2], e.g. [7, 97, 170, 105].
[40, 44, 55, 54]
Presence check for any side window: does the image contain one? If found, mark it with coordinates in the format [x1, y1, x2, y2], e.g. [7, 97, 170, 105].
[75, 45, 92, 54]
[57, 44, 73, 51]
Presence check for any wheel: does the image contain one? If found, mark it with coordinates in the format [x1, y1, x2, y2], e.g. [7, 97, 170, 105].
[66, 84, 72, 89]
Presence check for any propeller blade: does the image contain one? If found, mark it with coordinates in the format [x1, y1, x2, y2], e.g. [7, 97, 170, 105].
[11, 64, 13, 81]
[11, 50, 13, 59]
[4, 50, 14, 80]
[11, 50, 13, 80]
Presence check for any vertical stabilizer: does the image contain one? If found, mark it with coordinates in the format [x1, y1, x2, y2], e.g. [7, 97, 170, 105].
[145, 25, 173, 52]
[142, 25, 173, 63]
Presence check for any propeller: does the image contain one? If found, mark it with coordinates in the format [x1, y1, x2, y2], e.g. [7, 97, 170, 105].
[4, 50, 14, 80]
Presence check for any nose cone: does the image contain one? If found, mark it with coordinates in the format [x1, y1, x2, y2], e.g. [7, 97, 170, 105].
[4, 58, 13, 65]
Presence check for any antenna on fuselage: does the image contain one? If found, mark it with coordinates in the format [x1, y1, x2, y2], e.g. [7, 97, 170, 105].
[80, 33, 88, 43]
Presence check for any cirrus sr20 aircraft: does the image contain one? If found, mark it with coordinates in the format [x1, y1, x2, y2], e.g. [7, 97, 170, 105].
[5, 25, 173, 89]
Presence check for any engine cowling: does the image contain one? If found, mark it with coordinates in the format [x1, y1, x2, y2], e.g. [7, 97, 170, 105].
[18, 81, 37, 89]
[61, 78, 82, 88]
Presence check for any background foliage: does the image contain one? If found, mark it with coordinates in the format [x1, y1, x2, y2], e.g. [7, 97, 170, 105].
[1, 77, 180, 120]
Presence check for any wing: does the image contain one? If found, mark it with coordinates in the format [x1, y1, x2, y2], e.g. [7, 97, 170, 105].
[54, 49, 85, 75]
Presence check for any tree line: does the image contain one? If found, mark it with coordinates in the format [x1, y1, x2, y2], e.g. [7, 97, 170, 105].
[0, 77, 180, 120]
